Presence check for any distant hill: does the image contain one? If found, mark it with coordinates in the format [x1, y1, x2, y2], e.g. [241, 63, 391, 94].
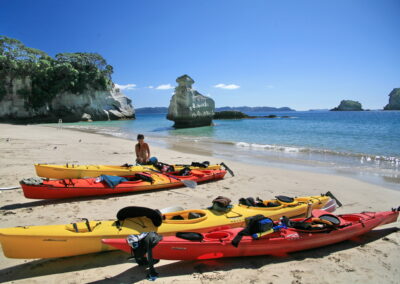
[136, 106, 295, 114]
[136, 107, 168, 114]
[216, 106, 295, 112]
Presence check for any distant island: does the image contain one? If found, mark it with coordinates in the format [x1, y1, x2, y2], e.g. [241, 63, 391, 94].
[214, 110, 291, 119]
[136, 107, 169, 114]
[216, 106, 295, 112]
[331, 100, 363, 111]
[136, 106, 295, 114]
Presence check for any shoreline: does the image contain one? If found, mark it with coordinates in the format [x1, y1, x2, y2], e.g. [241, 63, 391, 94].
[0, 123, 399, 283]
[56, 122, 400, 191]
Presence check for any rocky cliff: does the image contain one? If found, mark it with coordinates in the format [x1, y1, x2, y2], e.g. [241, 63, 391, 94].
[0, 77, 135, 123]
[167, 75, 215, 128]
[384, 88, 400, 110]
[331, 100, 363, 111]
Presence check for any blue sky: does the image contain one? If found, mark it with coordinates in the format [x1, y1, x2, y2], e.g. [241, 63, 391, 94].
[1, 0, 399, 110]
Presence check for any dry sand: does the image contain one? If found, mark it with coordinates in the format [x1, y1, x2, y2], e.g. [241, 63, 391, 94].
[0, 123, 399, 284]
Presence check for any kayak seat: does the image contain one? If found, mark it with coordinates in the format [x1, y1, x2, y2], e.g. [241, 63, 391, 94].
[176, 232, 204, 241]
[163, 210, 207, 223]
[275, 195, 295, 203]
[239, 197, 270, 207]
[117, 206, 163, 227]
[171, 215, 185, 220]
[189, 212, 203, 219]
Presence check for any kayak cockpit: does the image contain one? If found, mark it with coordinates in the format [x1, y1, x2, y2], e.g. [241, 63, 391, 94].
[162, 209, 208, 224]
[238, 195, 300, 210]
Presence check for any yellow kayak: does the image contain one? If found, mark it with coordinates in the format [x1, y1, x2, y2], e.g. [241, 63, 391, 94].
[0, 193, 336, 259]
[35, 162, 233, 179]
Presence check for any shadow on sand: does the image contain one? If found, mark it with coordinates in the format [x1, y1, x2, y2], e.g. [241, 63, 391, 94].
[0, 185, 198, 211]
[0, 227, 398, 283]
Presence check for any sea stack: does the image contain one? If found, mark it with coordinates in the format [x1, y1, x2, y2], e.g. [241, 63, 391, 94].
[331, 100, 363, 111]
[167, 75, 215, 128]
[383, 88, 400, 110]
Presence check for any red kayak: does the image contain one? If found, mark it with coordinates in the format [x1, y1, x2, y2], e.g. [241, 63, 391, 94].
[102, 208, 399, 260]
[20, 169, 226, 199]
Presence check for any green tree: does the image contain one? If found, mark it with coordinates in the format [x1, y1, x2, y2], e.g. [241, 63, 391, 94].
[0, 36, 114, 109]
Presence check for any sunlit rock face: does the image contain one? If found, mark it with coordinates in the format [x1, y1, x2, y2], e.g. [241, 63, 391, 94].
[384, 88, 400, 110]
[167, 75, 215, 128]
[0, 76, 135, 123]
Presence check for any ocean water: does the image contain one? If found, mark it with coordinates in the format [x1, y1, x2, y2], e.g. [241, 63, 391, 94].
[59, 111, 400, 189]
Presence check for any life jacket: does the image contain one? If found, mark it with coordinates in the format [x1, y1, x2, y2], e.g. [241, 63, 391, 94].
[134, 172, 154, 184]
[231, 215, 274, 247]
[190, 161, 210, 168]
[154, 162, 175, 173]
[280, 215, 341, 231]
[178, 167, 191, 176]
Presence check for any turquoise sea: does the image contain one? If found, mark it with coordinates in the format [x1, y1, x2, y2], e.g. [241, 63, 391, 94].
[60, 111, 400, 189]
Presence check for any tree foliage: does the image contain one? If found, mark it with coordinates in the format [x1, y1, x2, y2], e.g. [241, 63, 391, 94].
[0, 36, 114, 108]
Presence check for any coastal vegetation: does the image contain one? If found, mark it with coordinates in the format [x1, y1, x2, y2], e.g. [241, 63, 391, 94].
[0, 36, 113, 109]
[384, 88, 400, 110]
[0, 36, 134, 123]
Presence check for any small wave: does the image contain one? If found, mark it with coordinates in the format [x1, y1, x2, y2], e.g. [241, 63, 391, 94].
[236, 142, 251, 147]
[235, 142, 303, 153]
[233, 141, 400, 165]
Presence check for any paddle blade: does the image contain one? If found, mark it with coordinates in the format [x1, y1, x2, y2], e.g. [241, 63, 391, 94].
[221, 162, 235, 177]
[182, 179, 197, 189]
[325, 191, 343, 207]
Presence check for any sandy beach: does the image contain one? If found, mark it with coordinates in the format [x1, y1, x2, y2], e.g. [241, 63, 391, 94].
[0, 123, 399, 284]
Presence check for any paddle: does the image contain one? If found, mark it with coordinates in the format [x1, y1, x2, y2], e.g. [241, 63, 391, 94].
[143, 167, 197, 189]
[0, 186, 20, 191]
[220, 162, 235, 177]
[325, 191, 343, 207]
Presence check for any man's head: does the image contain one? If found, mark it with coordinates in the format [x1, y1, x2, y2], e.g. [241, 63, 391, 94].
[137, 134, 145, 144]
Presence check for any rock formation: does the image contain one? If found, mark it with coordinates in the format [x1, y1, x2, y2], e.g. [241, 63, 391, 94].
[0, 77, 135, 123]
[331, 100, 363, 111]
[167, 75, 215, 128]
[214, 111, 249, 119]
[383, 88, 400, 110]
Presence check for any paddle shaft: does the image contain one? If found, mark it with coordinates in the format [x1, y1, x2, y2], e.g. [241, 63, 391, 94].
[143, 167, 197, 188]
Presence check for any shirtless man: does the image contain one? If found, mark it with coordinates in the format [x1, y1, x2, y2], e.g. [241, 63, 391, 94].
[135, 134, 150, 164]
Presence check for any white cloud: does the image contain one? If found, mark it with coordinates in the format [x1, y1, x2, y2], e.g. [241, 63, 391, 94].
[214, 83, 240, 90]
[115, 83, 136, 90]
[155, 84, 174, 90]
[147, 86, 154, 89]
